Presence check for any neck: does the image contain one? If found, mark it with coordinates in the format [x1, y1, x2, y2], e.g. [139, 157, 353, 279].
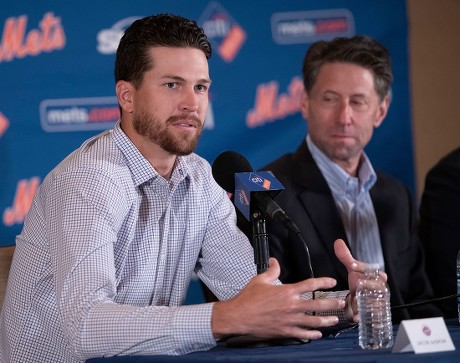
[120, 118, 177, 180]
[336, 156, 362, 177]
[151, 156, 177, 180]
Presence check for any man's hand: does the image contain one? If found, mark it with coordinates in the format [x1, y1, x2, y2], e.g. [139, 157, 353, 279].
[334, 238, 387, 321]
[212, 257, 345, 341]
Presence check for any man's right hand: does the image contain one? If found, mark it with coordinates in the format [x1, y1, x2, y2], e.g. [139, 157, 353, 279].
[211, 257, 345, 341]
[334, 238, 388, 321]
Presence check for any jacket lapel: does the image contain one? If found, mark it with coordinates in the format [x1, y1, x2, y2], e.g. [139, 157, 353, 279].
[292, 143, 349, 283]
[370, 178, 397, 276]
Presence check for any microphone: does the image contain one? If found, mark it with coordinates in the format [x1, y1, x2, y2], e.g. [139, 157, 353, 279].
[212, 151, 299, 234]
[212, 151, 313, 348]
[212, 151, 314, 278]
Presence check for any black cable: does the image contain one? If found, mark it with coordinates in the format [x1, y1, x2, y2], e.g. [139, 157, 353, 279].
[291, 226, 314, 279]
[289, 224, 315, 313]
[263, 207, 315, 279]
[391, 293, 460, 310]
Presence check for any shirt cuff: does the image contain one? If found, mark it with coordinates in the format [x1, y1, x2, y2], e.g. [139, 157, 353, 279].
[173, 303, 217, 354]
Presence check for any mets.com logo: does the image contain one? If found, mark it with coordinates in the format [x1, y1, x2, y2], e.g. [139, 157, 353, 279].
[271, 8, 355, 44]
[40, 97, 120, 132]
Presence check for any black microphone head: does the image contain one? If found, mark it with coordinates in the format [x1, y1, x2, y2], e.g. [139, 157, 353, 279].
[212, 151, 253, 192]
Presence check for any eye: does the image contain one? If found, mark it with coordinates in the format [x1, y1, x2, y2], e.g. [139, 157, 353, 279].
[195, 84, 208, 92]
[323, 94, 337, 103]
[165, 82, 178, 89]
[351, 98, 367, 108]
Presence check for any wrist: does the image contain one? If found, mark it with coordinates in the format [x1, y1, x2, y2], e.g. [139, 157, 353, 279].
[212, 300, 243, 340]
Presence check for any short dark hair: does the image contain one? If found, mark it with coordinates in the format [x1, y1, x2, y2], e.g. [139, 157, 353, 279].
[114, 14, 212, 88]
[302, 35, 393, 101]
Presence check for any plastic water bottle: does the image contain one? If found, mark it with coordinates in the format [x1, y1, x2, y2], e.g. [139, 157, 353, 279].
[457, 249, 460, 323]
[357, 263, 393, 349]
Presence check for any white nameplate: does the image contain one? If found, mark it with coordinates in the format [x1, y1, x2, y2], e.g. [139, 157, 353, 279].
[392, 317, 455, 354]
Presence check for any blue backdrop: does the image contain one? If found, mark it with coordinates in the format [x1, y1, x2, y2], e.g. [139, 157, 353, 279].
[0, 1, 413, 302]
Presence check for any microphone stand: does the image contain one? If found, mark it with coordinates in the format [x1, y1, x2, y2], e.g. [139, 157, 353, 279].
[251, 210, 269, 274]
[225, 209, 307, 348]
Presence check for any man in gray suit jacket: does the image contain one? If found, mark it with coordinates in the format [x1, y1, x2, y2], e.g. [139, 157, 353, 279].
[261, 36, 441, 323]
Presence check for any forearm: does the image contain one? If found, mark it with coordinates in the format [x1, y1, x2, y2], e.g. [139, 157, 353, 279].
[77, 303, 216, 359]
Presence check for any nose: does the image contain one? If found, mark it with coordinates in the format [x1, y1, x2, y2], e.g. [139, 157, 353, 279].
[336, 101, 352, 126]
[179, 88, 199, 112]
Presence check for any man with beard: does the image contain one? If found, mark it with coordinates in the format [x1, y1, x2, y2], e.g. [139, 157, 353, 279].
[260, 36, 442, 323]
[0, 15, 366, 363]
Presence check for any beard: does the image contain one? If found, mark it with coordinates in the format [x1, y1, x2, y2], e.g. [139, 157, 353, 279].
[133, 110, 203, 156]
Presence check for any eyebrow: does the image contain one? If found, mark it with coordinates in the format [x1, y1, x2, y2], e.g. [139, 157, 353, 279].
[323, 90, 368, 98]
[162, 75, 212, 85]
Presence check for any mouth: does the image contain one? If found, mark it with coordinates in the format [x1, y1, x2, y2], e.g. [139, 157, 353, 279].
[331, 133, 353, 140]
[169, 116, 201, 130]
[171, 122, 198, 132]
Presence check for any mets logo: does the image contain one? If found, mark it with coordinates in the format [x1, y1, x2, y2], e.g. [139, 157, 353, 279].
[0, 12, 66, 63]
[199, 2, 246, 62]
[249, 173, 271, 190]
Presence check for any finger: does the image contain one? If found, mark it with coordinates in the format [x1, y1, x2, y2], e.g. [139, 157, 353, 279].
[281, 327, 323, 341]
[292, 315, 340, 340]
[334, 239, 361, 272]
[276, 316, 340, 341]
[301, 296, 345, 312]
[299, 314, 340, 329]
[293, 276, 337, 295]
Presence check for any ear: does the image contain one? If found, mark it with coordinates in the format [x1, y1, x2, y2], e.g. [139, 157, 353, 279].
[300, 90, 309, 120]
[374, 95, 390, 128]
[116, 81, 134, 113]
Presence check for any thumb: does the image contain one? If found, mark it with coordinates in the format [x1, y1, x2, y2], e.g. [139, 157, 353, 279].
[259, 257, 281, 283]
[334, 238, 359, 272]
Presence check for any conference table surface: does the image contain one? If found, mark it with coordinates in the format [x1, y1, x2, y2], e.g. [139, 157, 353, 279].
[87, 318, 460, 362]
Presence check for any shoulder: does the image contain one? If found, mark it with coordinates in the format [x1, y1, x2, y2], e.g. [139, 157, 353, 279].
[42, 131, 136, 201]
[438, 146, 460, 167]
[375, 170, 408, 190]
[372, 171, 414, 208]
[263, 142, 308, 172]
[421, 147, 460, 212]
[426, 146, 460, 184]
[264, 153, 295, 172]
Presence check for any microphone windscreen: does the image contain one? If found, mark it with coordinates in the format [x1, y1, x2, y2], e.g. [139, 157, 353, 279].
[212, 151, 253, 192]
